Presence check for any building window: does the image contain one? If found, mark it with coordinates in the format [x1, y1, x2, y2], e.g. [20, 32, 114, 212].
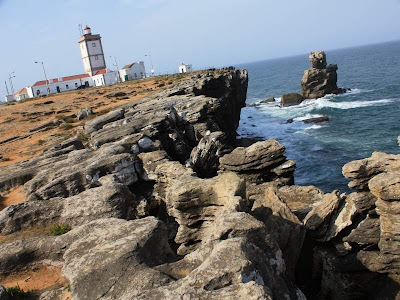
[92, 42, 96, 47]
[66, 84, 69, 89]
[95, 55, 98, 60]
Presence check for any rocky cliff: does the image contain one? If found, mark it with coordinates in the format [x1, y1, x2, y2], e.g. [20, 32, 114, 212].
[0, 68, 399, 300]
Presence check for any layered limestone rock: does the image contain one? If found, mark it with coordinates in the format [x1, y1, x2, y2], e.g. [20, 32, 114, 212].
[2, 67, 400, 300]
[368, 172, 400, 273]
[301, 51, 341, 99]
[219, 139, 296, 184]
[280, 93, 304, 107]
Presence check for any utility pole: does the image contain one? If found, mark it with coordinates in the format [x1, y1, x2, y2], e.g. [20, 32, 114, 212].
[4, 81, 9, 95]
[35, 61, 50, 94]
[8, 72, 15, 95]
[145, 54, 154, 76]
[109, 56, 121, 83]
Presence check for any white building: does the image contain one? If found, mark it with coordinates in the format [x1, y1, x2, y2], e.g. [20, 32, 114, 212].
[119, 62, 146, 82]
[92, 68, 119, 86]
[78, 26, 106, 76]
[17, 25, 123, 99]
[179, 63, 193, 73]
[30, 73, 92, 97]
[14, 88, 29, 101]
[4, 95, 14, 102]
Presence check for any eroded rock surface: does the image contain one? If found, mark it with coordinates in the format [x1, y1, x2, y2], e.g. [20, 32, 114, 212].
[301, 51, 341, 99]
[1, 68, 400, 300]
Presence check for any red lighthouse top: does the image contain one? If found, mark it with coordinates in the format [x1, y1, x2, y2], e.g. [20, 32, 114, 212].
[84, 25, 92, 36]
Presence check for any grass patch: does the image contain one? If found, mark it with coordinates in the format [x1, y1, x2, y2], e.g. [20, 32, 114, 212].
[37, 139, 45, 146]
[6, 286, 33, 299]
[78, 133, 88, 142]
[49, 223, 71, 236]
[60, 123, 73, 130]
[64, 117, 75, 124]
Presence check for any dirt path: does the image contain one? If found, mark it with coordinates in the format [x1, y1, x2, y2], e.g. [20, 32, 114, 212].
[0, 75, 185, 167]
[0, 264, 67, 292]
[0, 186, 25, 211]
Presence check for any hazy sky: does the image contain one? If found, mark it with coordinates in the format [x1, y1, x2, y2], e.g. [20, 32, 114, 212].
[1, 0, 400, 98]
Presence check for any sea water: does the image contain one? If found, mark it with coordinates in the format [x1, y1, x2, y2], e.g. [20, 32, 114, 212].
[236, 40, 400, 192]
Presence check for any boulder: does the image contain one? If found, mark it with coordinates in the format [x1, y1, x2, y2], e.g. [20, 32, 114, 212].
[250, 185, 305, 280]
[260, 97, 275, 104]
[275, 185, 324, 219]
[343, 152, 400, 191]
[280, 93, 304, 107]
[344, 214, 380, 246]
[301, 51, 341, 99]
[302, 116, 329, 123]
[303, 190, 343, 241]
[189, 131, 230, 177]
[219, 139, 295, 184]
[77, 107, 93, 120]
[165, 171, 247, 255]
[62, 217, 175, 300]
[369, 172, 400, 273]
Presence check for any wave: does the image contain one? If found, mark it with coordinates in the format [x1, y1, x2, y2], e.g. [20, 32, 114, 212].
[299, 97, 394, 110]
[293, 113, 325, 121]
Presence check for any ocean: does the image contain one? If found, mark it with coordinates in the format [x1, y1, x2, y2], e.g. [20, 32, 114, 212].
[236, 40, 400, 193]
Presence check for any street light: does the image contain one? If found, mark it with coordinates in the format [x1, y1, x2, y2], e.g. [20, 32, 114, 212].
[109, 56, 121, 83]
[35, 61, 50, 95]
[145, 54, 155, 77]
[8, 72, 15, 95]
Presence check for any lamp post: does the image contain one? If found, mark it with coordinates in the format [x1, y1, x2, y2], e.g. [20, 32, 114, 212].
[145, 54, 154, 77]
[35, 61, 50, 95]
[5, 80, 10, 95]
[8, 72, 15, 95]
[109, 56, 121, 83]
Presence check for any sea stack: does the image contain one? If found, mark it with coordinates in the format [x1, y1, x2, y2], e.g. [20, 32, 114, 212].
[301, 51, 340, 99]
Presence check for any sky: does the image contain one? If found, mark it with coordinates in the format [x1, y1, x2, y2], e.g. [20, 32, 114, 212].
[1, 0, 400, 99]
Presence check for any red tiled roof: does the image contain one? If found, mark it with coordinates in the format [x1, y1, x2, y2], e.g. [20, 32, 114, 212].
[62, 73, 91, 81]
[32, 73, 90, 87]
[84, 25, 91, 30]
[15, 88, 27, 95]
[93, 68, 108, 75]
[122, 63, 134, 70]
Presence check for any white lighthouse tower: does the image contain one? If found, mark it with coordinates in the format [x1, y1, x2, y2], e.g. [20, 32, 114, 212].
[78, 25, 106, 75]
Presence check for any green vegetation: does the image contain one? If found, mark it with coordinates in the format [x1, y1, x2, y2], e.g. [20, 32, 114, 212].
[49, 223, 71, 236]
[6, 286, 33, 299]
[60, 123, 73, 130]
[78, 133, 88, 142]
[64, 117, 75, 124]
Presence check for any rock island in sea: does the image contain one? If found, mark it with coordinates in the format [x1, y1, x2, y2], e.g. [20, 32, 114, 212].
[0, 67, 399, 299]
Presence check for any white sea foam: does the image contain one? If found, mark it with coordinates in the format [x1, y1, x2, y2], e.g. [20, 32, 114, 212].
[307, 97, 394, 110]
[304, 124, 325, 131]
[293, 113, 325, 121]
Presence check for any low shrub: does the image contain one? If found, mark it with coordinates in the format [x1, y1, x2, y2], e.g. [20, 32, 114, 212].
[50, 223, 71, 236]
[6, 286, 33, 299]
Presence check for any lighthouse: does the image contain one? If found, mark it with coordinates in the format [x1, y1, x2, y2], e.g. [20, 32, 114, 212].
[78, 25, 106, 76]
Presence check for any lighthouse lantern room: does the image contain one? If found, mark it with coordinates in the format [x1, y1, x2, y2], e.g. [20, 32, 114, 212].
[78, 25, 106, 76]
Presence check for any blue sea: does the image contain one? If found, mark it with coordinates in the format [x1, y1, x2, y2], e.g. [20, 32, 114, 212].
[236, 41, 400, 193]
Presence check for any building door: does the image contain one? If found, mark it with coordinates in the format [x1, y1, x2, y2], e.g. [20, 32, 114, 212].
[85, 81, 89, 87]
[56, 86, 60, 93]
[125, 75, 129, 81]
